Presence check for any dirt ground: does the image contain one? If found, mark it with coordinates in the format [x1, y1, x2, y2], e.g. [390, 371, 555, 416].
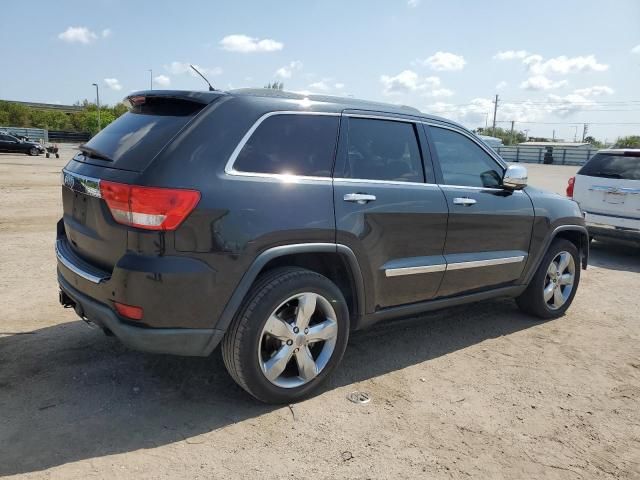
[1, 149, 639, 479]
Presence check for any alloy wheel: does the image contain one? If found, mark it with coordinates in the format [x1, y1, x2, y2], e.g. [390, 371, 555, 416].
[258, 292, 338, 388]
[543, 251, 575, 310]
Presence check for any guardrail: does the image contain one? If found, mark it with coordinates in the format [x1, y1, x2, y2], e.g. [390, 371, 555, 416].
[495, 146, 596, 166]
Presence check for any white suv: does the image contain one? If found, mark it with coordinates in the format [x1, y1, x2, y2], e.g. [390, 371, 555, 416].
[568, 149, 640, 245]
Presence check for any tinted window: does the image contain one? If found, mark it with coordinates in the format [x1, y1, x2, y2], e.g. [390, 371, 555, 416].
[430, 127, 502, 188]
[234, 114, 339, 177]
[341, 118, 424, 182]
[80, 97, 207, 172]
[579, 153, 640, 181]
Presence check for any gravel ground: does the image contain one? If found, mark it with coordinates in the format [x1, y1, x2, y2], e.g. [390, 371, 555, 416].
[0, 150, 639, 479]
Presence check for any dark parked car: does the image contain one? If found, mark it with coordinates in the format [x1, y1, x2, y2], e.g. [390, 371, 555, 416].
[0, 133, 45, 155]
[56, 89, 588, 403]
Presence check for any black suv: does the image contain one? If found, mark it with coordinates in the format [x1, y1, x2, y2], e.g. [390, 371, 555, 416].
[57, 89, 588, 403]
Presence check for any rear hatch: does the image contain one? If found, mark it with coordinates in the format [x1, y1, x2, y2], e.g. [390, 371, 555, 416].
[574, 150, 640, 226]
[61, 91, 219, 271]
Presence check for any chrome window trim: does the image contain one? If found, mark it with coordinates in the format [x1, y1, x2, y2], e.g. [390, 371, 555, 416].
[333, 177, 438, 187]
[383, 255, 525, 277]
[61, 169, 102, 198]
[224, 110, 341, 177]
[223, 109, 509, 187]
[344, 113, 421, 124]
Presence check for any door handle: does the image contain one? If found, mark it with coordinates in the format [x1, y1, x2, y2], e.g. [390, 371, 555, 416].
[453, 197, 477, 206]
[344, 193, 376, 204]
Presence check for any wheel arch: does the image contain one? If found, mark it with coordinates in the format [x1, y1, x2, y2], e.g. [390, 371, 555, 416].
[215, 243, 365, 335]
[523, 225, 589, 285]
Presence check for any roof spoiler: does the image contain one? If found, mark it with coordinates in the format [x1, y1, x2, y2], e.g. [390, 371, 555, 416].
[124, 90, 225, 106]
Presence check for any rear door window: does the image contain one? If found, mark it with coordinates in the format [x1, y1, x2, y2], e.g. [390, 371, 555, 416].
[233, 114, 339, 177]
[339, 117, 425, 182]
[579, 153, 640, 180]
[77, 97, 208, 172]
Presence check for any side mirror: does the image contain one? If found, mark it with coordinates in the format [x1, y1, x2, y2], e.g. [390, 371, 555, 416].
[503, 164, 528, 190]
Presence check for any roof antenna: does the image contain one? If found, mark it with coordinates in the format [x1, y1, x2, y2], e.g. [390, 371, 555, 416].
[190, 64, 216, 91]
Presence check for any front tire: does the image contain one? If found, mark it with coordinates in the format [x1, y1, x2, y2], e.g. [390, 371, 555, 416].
[28, 147, 39, 156]
[222, 267, 350, 404]
[516, 238, 580, 319]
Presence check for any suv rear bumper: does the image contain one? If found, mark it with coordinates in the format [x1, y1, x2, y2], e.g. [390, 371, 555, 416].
[58, 273, 224, 356]
[585, 212, 640, 245]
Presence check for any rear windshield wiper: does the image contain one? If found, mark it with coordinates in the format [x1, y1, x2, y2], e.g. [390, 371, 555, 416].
[79, 145, 113, 162]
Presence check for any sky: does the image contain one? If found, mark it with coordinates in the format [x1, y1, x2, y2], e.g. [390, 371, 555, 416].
[1, 0, 639, 142]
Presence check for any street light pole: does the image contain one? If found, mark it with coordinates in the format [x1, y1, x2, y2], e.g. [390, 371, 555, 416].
[92, 83, 101, 132]
[149, 69, 153, 90]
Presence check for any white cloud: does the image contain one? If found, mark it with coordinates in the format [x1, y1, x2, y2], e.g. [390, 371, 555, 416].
[101, 28, 111, 38]
[165, 61, 222, 77]
[430, 88, 454, 97]
[104, 78, 122, 91]
[520, 75, 568, 91]
[380, 70, 442, 95]
[573, 85, 614, 97]
[426, 84, 614, 127]
[493, 50, 530, 60]
[631, 44, 640, 54]
[496, 81, 508, 90]
[526, 54, 608, 75]
[407, 0, 421, 7]
[58, 26, 98, 44]
[307, 79, 346, 93]
[275, 61, 303, 79]
[220, 34, 283, 53]
[154, 75, 171, 87]
[418, 51, 466, 71]
[309, 81, 330, 92]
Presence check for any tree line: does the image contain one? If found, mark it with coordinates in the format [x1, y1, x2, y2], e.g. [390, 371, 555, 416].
[0, 100, 127, 136]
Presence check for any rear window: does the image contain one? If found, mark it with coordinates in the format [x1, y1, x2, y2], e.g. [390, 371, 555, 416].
[78, 97, 206, 171]
[233, 114, 339, 177]
[579, 153, 640, 181]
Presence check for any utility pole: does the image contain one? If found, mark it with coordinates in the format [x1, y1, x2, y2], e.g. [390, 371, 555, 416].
[582, 123, 589, 142]
[92, 83, 101, 132]
[510, 120, 515, 145]
[491, 94, 499, 137]
[552, 129, 555, 141]
[149, 69, 153, 90]
[524, 129, 529, 141]
[573, 125, 578, 142]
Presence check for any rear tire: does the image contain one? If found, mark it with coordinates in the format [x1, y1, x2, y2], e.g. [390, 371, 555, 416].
[222, 267, 350, 404]
[516, 239, 580, 319]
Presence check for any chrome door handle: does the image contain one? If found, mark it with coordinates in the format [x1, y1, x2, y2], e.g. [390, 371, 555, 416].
[344, 193, 376, 204]
[453, 197, 477, 206]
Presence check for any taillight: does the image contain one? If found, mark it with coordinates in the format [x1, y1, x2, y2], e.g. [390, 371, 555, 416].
[114, 302, 144, 320]
[100, 181, 200, 231]
[566, 176, 575, 198]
